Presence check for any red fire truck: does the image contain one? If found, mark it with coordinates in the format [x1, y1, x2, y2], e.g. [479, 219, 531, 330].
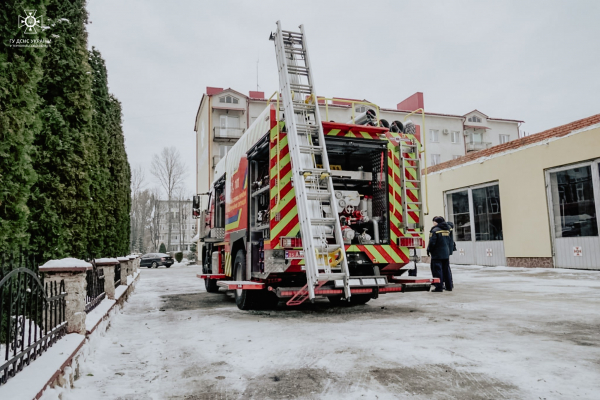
[194, 22, 438, 310]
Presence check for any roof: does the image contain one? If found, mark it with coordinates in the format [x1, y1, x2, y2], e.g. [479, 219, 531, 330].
[427, 113, 600, 174]
[463, 109, 489, 118]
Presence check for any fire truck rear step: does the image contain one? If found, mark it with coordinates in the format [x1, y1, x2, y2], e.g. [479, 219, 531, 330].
[197, 274, 227, 280]
[217, 281, 265, 290]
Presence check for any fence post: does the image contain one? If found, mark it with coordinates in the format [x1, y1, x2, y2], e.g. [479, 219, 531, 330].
[95, 258, 119, 300]
[39, 259, 91, 335]
[117, 257, 129, 285]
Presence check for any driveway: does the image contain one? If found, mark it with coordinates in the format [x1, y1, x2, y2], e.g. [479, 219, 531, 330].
[64, 263, 600, 399]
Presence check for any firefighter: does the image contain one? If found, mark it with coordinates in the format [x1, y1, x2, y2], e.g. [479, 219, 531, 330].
[427, 216, 454, 292]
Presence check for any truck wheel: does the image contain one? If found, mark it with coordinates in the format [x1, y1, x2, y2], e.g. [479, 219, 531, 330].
[151, 262, 158, 268]
[205, 278, 220, 293]
[233, 250, 256, 310]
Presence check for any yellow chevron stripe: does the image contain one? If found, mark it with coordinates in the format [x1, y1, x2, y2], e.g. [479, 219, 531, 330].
[360, 131, 371, 139]
[224, 252, 232, 277]
[327, 129, 341, 136]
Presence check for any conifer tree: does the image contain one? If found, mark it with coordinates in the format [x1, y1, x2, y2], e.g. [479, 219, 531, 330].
[0, 1, 46, 253]
[28, 0, 94, 260]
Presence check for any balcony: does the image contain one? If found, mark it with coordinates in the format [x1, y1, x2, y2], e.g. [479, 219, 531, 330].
[466, 141, 492, 153]
[213, 127, 244, 142]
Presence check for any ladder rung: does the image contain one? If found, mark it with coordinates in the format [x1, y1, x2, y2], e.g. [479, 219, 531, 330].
[403, 157, 419, 162]
[405, 179, 421, 183]
[406, 201, 422, 205]
[310, 218, 337, 226]
[306, 190, 331, 200]
[282, 30, 303, 37]
[298, 145, 322, 154]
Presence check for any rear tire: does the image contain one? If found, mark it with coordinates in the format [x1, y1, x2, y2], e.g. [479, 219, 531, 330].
[151, 262, 158, 268]
[234, 250, 257, 310]
[205, 278, 220, 293]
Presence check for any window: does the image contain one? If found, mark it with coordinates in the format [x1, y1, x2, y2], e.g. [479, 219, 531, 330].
[430, 129, 439, 142]
[219, 144, 232, 158]
[451, 131, 460, 143]
[468, 116, 482, 123]
[219, 115, 239, 137]
[446, 183, 503, 242]
[499, 134, 510, 144]
[549, 165, 598, 238]
[431, 154, 441, 166]
[446, 191, 471, 241]
[355, 105, 366, 113]
[472, 185, 503, 240]
[219, 95, 239, 104]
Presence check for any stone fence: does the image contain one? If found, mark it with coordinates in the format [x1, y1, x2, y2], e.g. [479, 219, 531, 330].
[39, 255, 141, 335]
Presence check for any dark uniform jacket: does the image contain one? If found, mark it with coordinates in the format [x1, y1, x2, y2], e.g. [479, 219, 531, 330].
[427, 221, 453, 260]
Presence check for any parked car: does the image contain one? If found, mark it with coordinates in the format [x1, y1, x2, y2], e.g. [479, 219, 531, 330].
[140, 253, 174, 268]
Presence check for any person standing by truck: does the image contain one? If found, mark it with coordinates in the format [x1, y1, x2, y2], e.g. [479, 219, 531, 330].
[427, 216, 454, 292]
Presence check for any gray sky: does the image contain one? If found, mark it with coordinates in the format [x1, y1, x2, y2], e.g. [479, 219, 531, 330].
[86, 0, 600, 196]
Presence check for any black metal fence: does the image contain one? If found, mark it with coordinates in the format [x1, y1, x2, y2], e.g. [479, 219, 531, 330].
[1, 256, 67, 386]
[84, 260, 105, 314]
[114, 262, 121, 287]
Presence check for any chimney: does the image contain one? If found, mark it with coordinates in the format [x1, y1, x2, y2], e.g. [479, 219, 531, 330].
[206, 87, 224, 96]
[249, 91, 265, 99]
[397, 92, 424, 111]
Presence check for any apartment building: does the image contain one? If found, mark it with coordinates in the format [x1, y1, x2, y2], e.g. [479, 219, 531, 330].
[193, 88, 523, 195]
[156, 199, 195, 252]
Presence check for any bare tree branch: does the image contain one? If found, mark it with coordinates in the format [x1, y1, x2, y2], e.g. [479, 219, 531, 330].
[150, 147, 187, 251]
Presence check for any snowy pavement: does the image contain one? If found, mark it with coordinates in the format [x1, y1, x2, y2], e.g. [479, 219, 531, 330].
[63, 263, 600, 400]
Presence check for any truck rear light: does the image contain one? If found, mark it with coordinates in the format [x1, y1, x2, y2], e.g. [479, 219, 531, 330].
[280, 237, 302, 248]
[398, 237, 424, 248]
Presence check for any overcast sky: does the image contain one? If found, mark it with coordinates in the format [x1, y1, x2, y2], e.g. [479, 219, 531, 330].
[86, 0, 600, 196]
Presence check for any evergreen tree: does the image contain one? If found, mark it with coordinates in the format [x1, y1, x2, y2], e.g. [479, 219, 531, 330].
[0, 1, 46, 253]
[159, 243, 166, 253]
[87, 47, 112, 257]
[106, 94, 131, 256]
[28, 0, 94, 260]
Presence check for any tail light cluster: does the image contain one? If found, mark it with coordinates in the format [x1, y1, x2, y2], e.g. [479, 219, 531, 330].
[398, 237, 424, 248]
[280, 237, 302, 248]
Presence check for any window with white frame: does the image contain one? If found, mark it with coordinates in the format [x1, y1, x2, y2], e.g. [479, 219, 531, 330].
[355, 105, 366, 113]
[548, 163, 598, 238]
[446, 182, 503, 242]
[431, 154, 441, 166]
[219, 115, 239, 137]
[219, 95, 239, 104]
[451, 131, 460, 143]
[468, 116, 482, 123]
[430, 129, 439, 142]
[499, 134, 510, 144]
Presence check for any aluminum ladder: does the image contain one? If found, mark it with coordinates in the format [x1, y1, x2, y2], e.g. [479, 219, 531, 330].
[399, 139, 424, 231]
[271, 21, 351, 303]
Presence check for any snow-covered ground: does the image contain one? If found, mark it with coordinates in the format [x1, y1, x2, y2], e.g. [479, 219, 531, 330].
[63, 263, 600, 399]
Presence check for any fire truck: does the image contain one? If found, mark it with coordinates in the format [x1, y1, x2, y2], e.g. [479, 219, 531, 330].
[194, 22, 438, 310]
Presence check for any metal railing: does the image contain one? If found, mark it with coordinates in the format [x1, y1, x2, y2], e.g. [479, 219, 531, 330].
[84, 260, 105, 313]
[1, 255, 66, 386]
[213, 127, 244, 140]
[466, 141, 492, 152]
[114, 262, 121, 287]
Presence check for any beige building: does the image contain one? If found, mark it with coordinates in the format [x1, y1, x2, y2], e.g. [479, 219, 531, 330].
[421, 113, 600, 269]
[156, 199, 195, 252]
[193, 88, 523, 195]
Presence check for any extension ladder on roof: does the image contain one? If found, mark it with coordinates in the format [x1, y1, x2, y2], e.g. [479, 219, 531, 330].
[271, 21, 351, 303]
